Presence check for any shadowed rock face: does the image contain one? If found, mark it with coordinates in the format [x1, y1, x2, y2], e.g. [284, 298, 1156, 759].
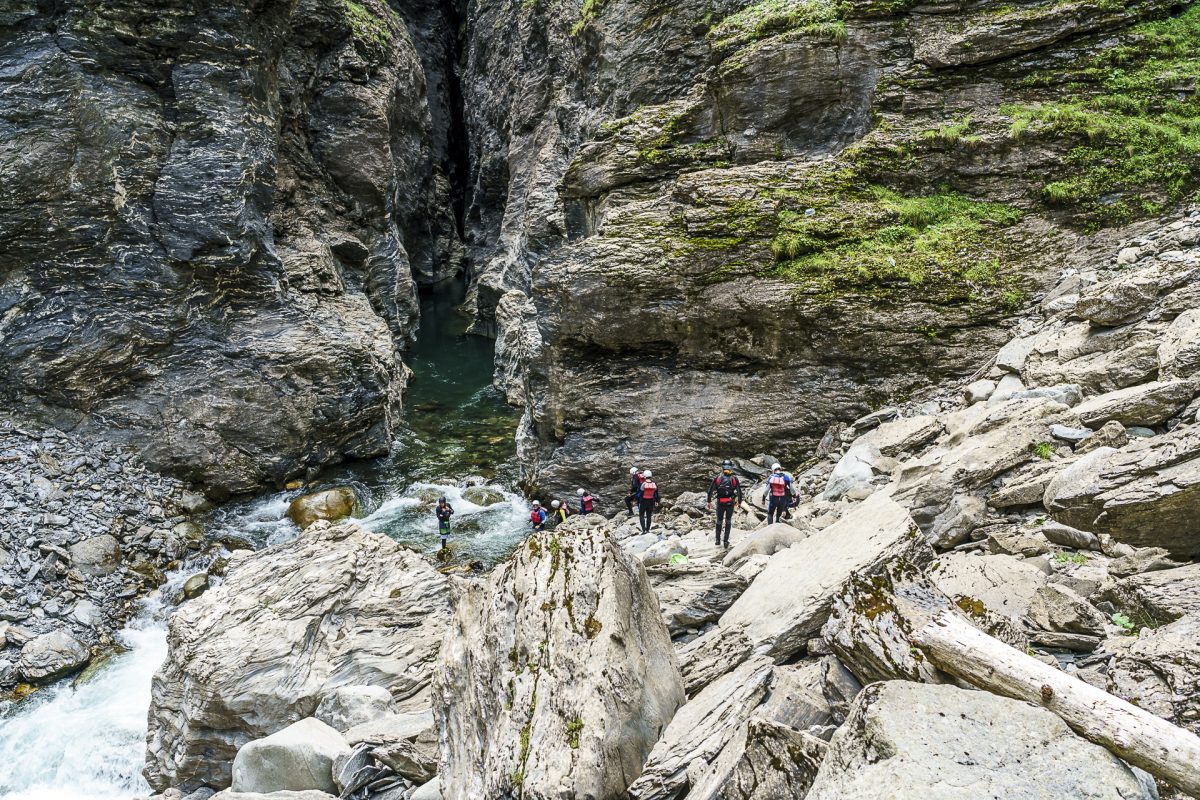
[0, 0, 466, 497]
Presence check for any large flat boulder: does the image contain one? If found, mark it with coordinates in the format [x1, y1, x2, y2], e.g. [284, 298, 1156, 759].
[144, 522, 450, 793]
[805, 681, 1154, 799]
[1072, 380, 1194, 427]
[1044, 425, 1200, 558]
[928, 553, 1047, 620]
[16, 629, 90, 683]
[716, 493, 933, 659]
[434, 528, 684, 800]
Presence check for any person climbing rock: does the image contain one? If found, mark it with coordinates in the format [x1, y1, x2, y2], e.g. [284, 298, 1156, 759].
[530, 500, 547, 532]
[435, 496, 454, 550]
[577, 488, 596, 515]
[638, 470, 659, 534]
[549, 499, 571, 528]
[707, 460, 742, 548]
[625, 467, 643, 515]
[766, 463, 794, 524]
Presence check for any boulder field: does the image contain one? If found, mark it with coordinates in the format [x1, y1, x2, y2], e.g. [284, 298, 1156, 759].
[139, 225, 1200, 797]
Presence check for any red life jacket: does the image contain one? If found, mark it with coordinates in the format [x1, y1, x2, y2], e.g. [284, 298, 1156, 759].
[582, 495, 594, 512]
[530, 509, 543, 524]
[641, 480, 657, 499]
[768, 474, 789, 497]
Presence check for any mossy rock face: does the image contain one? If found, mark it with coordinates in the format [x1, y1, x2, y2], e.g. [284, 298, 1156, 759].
[286, 486, 361, 529]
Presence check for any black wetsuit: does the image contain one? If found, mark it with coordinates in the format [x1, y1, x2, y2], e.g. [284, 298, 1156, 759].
[707, 473, 742, 547]
[766, 473, 793, 524]
[626, 473, 644, 514]
[435, 503, 453, 547]
[638, 480, 659, 533]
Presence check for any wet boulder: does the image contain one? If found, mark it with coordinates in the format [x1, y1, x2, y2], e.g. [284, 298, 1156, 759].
[434, 528, 684, 800]
[286, 487, 360, 529]
[805, 681, 1155, 799]
[145, 522, 449, 793]
[16, 630, 90, 683]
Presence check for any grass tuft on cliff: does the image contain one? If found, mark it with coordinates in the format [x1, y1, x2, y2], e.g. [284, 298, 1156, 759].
[1004, 3, 1200, 225]
[770, 185, 1024, 304]
[709, 0, 845, 47]
[343, 0, 394, 48]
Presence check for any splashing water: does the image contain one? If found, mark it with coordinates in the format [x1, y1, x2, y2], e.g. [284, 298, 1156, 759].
[0, 277, 529, 796]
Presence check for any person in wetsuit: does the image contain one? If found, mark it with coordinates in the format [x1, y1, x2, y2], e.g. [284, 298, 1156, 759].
[706, 460, 743, 548]
[638, 470, 659, 534]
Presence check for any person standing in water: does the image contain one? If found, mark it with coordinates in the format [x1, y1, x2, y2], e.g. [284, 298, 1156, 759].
[435, 496, 454, 550]
[638, 470, 660, 534]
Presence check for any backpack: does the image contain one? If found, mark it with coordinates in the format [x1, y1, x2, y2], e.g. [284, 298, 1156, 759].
[715, 474, 738, 501]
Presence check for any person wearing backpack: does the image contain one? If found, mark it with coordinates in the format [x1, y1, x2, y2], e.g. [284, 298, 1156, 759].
[765, 463, 795, 524]
[577, 488, 596, 515]
[530, 500, 547, 532]
[637, 470, 660, 534]
[706, 460, 743, 548]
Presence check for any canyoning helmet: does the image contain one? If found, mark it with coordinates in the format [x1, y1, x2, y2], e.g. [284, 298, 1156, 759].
[630, 467, 639, 475]
[722, 459, 733, 472]
[552, 500, 561, 508]
[643, 470, 652, 478]
[439, 496, 447, 503]
[532, 500, 541, 507]
[577, 488, 585, 496]
[771, 464, 782, 472]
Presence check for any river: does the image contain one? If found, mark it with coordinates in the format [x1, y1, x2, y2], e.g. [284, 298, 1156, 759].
[0, 279, 527, 798]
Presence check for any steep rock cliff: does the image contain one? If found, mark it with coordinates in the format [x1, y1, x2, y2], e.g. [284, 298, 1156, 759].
[0, 0, 465, 497]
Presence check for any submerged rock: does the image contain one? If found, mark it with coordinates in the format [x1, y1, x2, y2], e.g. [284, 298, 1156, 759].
[434, 528, 684, 800]
[145, 522, 449, 793]
[286, 488, 360, 530]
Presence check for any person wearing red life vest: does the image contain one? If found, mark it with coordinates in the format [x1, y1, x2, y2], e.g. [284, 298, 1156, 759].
[637, 470, 659, 534]
[625, 467, 643, 515]
[577, 488, 596, 515]
[529, 500, 547, 531]
[765, 463, 794, 524]
[706, 459, 743, 548]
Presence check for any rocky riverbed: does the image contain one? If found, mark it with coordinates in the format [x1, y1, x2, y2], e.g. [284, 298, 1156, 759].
[116, 212, 1200, 799]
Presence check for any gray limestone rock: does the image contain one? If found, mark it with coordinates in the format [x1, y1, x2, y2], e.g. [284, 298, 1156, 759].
[230, 718, 349, 795]
[434, 529, 684, 800]
[145, 523, 449, 793]
[16, 629, 90, 683]
[314, 686, 397, 733]
[1108, 614, 1200, 735]
[1101, 562, 1200, 623]
[805, 681, 1155, 799]
[647, 564, 749, 636]
[1073, 380, 1195, 428]
[67, 534, 121, 577]
[929, 553, 1048, 621]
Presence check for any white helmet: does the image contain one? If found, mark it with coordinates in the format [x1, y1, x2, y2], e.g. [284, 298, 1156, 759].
[532, 500, 541, 507]
[577, 488, 585, 496]
[642, 470, 652, 478]
[551, 500, 561, 508]
[772, 463, 782, 471]
[630, 467, 639, 474]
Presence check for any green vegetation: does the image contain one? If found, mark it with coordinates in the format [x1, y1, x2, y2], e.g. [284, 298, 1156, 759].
[1034, 441, 1055, 460]
[565, 717, 584, 748]
[1004, 4, 1200, 225]
[343, 0, 393, 48]
[920, 116, 974, 147]
[709, 0, 846, 47]
[1054, 551, 1089, 565]
[768, 184, 1024, 302]
[1111, 612, 1136, 631]
[571, 0, 605, 35]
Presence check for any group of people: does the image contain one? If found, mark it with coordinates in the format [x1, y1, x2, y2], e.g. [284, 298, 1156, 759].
[528, 487, 598, 532]
[433, 459, 796, 552]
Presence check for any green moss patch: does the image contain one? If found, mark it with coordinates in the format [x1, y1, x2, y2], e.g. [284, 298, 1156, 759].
[768, 184, 1024, 304]
[1004, 4, 1200, 225]
[709, 0, 846, 47]
[343, 0, 394, 48]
